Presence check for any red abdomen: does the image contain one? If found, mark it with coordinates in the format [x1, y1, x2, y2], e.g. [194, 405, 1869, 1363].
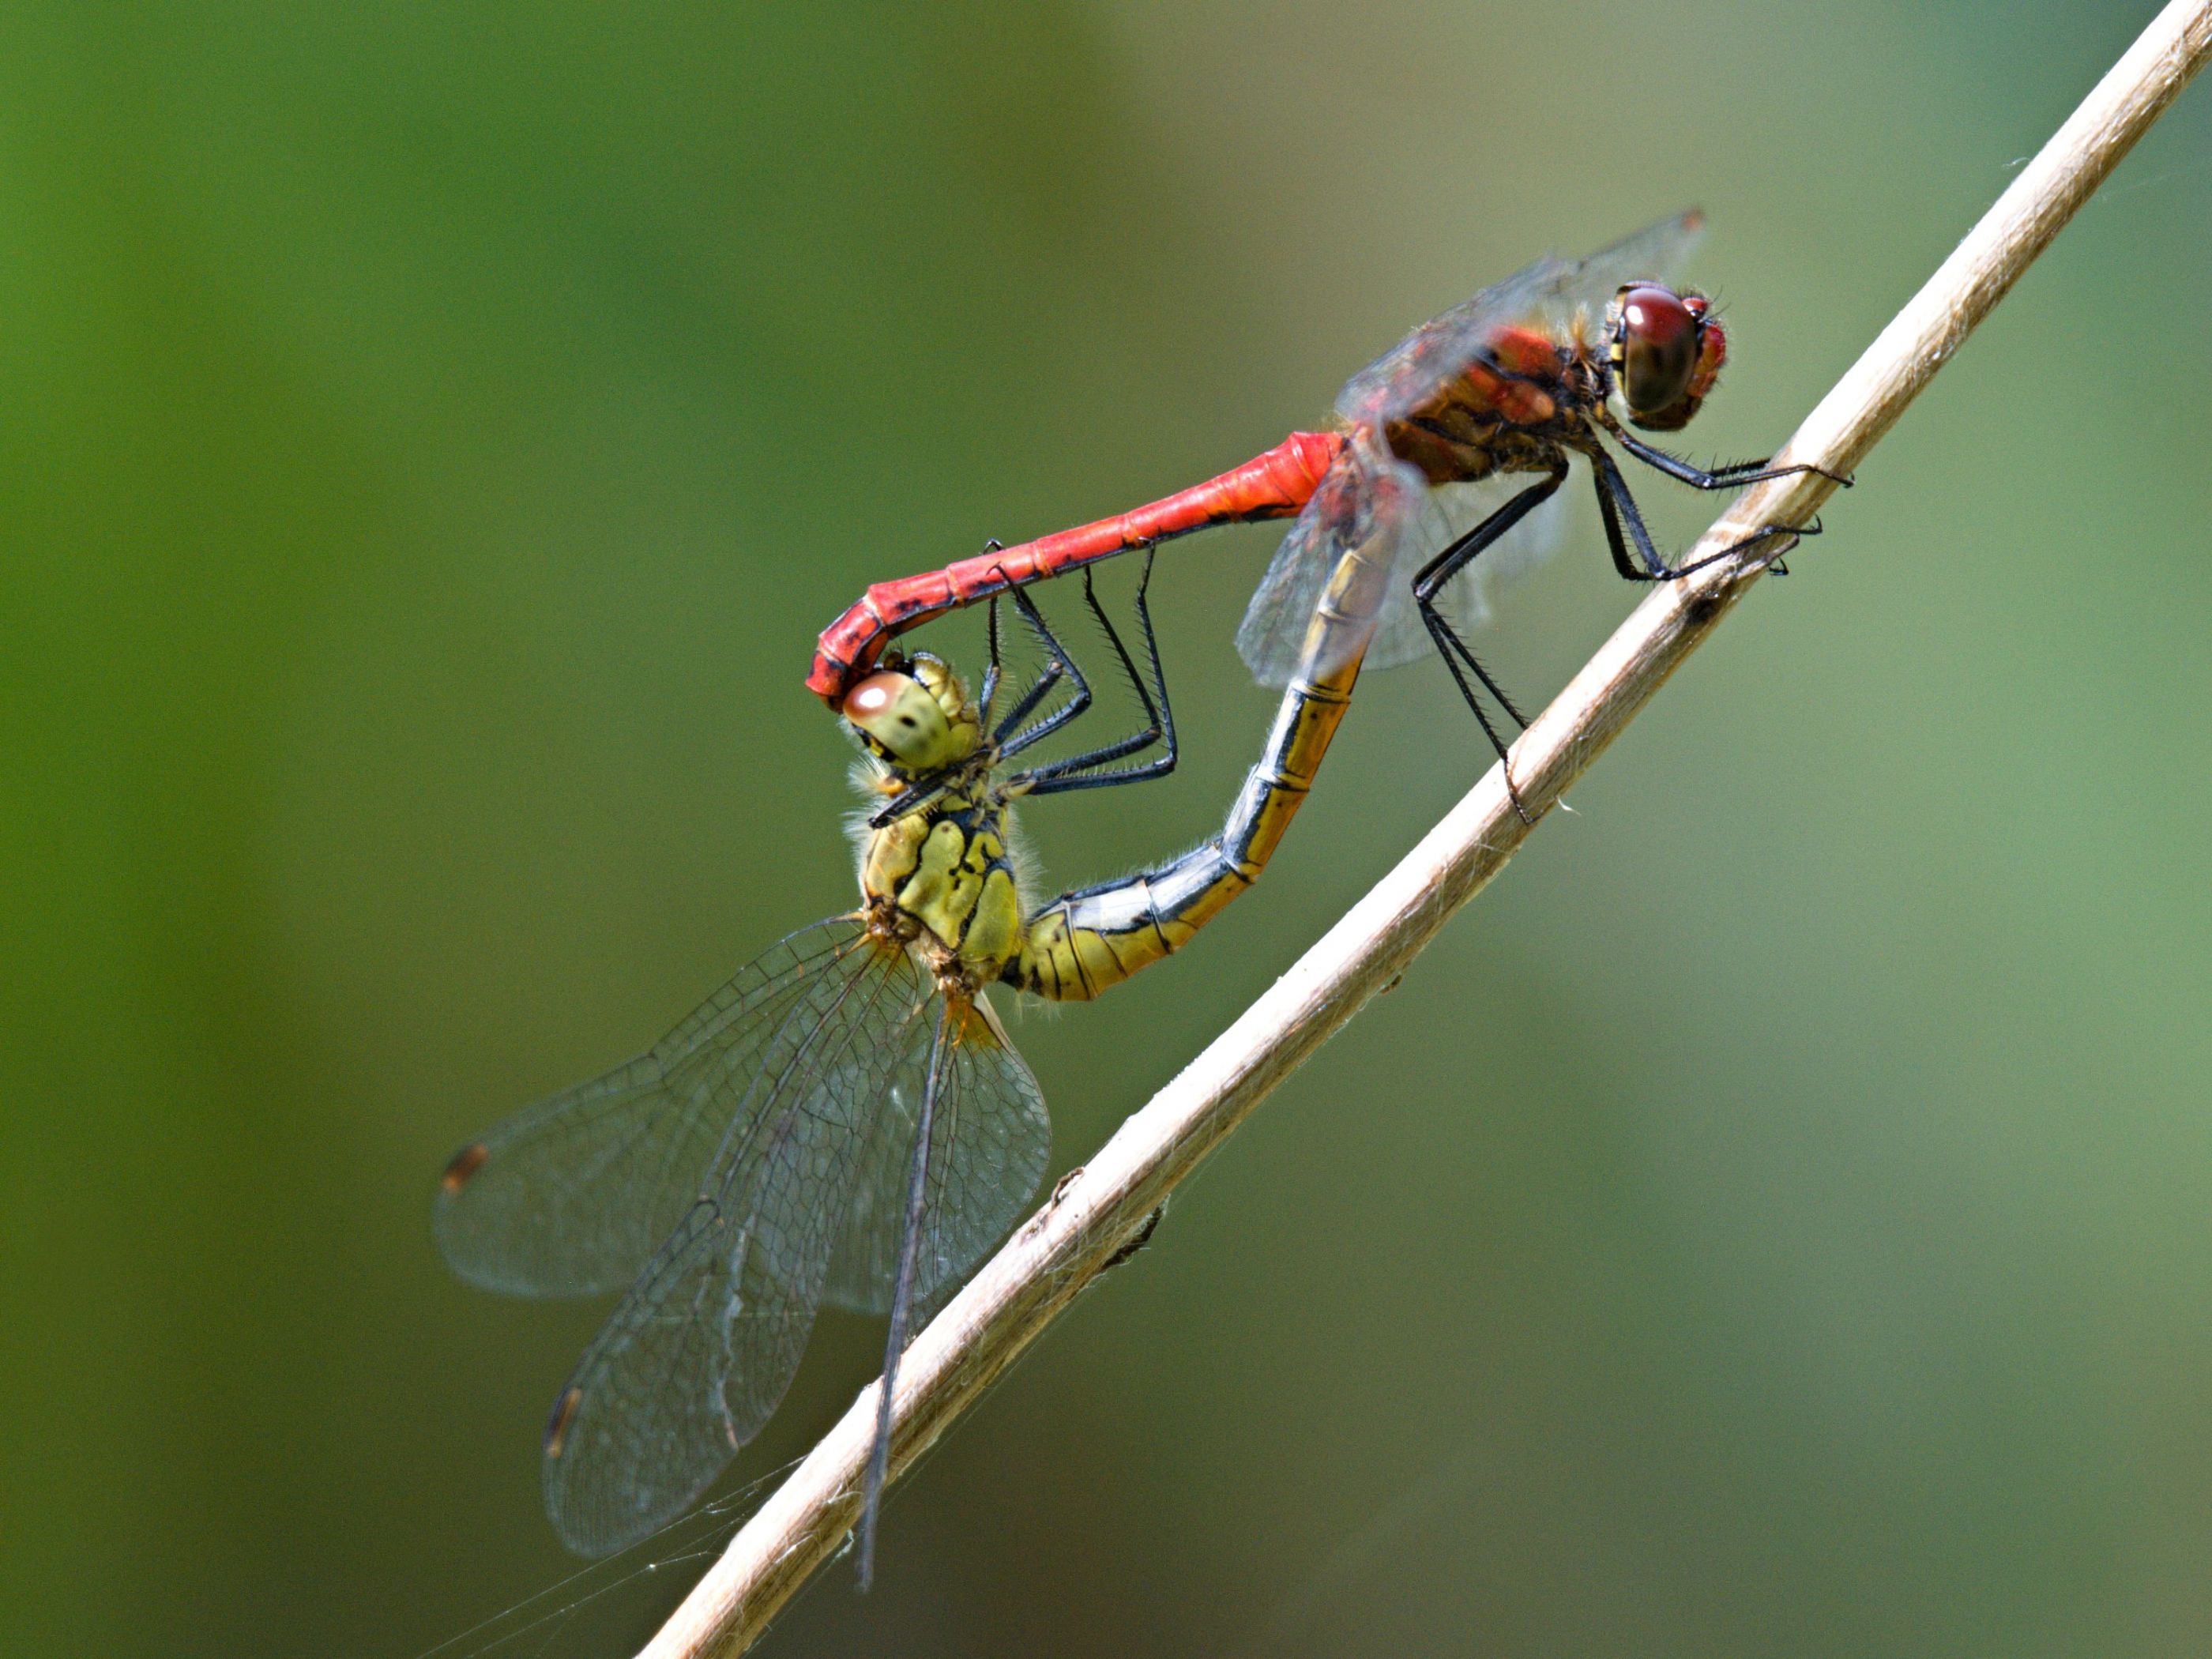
[807, 430, 1345, 702]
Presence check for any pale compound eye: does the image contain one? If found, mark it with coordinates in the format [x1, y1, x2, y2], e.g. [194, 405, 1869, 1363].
[842, 671, 957, 770]
[842, 674, 902, 721]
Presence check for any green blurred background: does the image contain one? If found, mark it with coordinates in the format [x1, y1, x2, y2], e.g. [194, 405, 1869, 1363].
[8, 1, 2212, 1653]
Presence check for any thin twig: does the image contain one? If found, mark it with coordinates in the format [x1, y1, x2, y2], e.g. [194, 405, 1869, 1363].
[639, 5, 2212, 1652]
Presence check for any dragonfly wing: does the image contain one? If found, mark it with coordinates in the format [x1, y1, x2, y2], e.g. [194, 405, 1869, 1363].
[434, 920, 875, 1297]
[1238, 440, 1470, 687]
[1362, 474, 1572, 670]
[1234, 475, 1345, 689]
[822, 989, 1048, 1320]
[1337, 210, 1706, 429]
[1244, 215, 1696, 690]
[538, 931, 937, 1557]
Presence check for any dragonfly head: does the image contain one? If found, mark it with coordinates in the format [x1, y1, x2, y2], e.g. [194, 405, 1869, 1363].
[841, 653, 982, 776]
[1605, 283, 1726, 432]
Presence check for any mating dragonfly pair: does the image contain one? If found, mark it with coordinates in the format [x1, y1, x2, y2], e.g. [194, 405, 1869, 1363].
[437, 211, 1840, 1576]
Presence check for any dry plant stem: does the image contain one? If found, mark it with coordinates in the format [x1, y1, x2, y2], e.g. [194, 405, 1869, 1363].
[640, 6, 2212, 1653]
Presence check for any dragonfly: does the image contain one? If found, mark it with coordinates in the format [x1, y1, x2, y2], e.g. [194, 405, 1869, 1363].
[808, 210, 1841, 781]
[435, 494, 1421, 1577]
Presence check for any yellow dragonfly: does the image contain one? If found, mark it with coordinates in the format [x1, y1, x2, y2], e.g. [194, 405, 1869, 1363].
[434, 494, 1412, 1578]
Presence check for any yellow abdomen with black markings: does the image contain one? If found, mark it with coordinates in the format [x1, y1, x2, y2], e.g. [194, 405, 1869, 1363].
[1008, 503, 1386, 1003]
[848, 501, 1392, 1010]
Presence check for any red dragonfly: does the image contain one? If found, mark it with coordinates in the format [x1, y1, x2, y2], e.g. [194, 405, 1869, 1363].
[809, 211, 1838, 767]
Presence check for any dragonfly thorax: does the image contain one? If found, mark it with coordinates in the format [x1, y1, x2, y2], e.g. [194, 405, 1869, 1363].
[1376, 321, 1595, 490]
[843, 649, 1027, 976]
[858, 788, 1025, 976]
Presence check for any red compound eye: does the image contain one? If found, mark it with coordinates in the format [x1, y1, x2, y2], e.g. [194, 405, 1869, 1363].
[1614, 283, 1702, 420]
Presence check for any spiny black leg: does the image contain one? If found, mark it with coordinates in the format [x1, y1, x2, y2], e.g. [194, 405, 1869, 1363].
[1012, 576, 1163, 783]
[1605, 419, 1853, 491]
[1650, 517, 1818, 583]
[1424, 605, 1530, 732]
[1067, 561, 1168, 764]
[1409, 466, 1566, 819]
[1592, 446, 1818, 583]
[985, 653, 1070, 750]
[989, 669, 1076, 756]
[1589, 446, 1671, 577]
[870, 776, 949, 830]
[1127, 551, 1176, 772]
[1411, 463, 1569, 609]
[1018, 555, 1182, 796]
[1589, 453, 1643, 582]
[976, 593, 1004, 726]
[975, 557, 1027, 730]
[1423, 606, 1530, 813]
[870, 726, 982, 826]
[994, 586, 1094, 758]
[983, 575, 1077, 743]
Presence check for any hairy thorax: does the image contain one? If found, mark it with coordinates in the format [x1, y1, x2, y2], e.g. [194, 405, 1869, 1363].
[859, 781, 1025, 981]
[1382, 322, 1605, 488]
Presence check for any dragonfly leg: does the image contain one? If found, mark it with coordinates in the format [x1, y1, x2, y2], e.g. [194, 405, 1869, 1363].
[991, 585, 1094, 755]
[874, 568, 1161, 827]
[1604, 417, 1853, 491]
[976, 584, 1006, 726]
[1654, 519, 1818, 583]
[982, 591, 1085, 748]
[1424, 608, 1533, 823]
[1592, 446, 1815, 583]
[1410, 463, 1568, 608]
[867, 585, 1085, 827]
[1410, 465, 1565, 819]
[1016, 553, 1182, 797]
[858, 1000, 950, 1593]
[1589, 446, 1670, 579]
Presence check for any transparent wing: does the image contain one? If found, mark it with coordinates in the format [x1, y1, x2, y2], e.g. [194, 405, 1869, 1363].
[434, 920, 875, 1297]
[1236, 461, 1567, 690]
[1362, 474, 1568, 674]
[538, 931, 939, 1557]
[1238, 214, 1693, 688]
[1236, 437, 1435, 688]
[1337, 209, 1706, 429]
[822, 991, 1048, 1320]
[1236, 453, 1372, 688]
